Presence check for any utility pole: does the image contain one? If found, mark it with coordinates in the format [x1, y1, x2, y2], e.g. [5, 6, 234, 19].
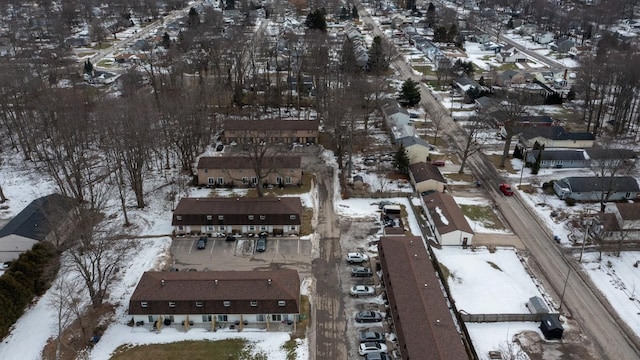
[579, 209, 594, 262]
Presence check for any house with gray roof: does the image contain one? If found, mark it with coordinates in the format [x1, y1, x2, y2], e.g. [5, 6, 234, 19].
[517, 126, 595, 148]
[398, 136, 431, 165]
[525, 149, 589, 169]
[0, 194, 76, 263]
[129, 269, 300, 331]
[553, 176, 639, 201]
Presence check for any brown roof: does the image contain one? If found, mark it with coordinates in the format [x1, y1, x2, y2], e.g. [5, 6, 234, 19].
[616, 203, 640, 221]
[197, 156, 301, 170]
[378, 236, 469, 360]
[129, 270, 300, 315]
[224, 119, 319, 131]
[172, 197, 302, 226]
[410, 161, 446, 183]
[423, 192, 474, 234]
[596, 213, 621, 232]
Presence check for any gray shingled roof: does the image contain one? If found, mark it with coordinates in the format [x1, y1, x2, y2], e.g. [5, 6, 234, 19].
[559, 176, 639, 193]
[0, 193, 75, 241]
[518, 126, 595, 141]
[585, 148, 637, 160]
[528, 149, 586, 161]
[398, 136, 430, 148]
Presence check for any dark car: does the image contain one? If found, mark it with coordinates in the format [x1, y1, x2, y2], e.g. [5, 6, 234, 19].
[420, 190, 436, 196]
[256, 235, 267, 252]
[358, 331, 385, 343]
[431, 160, 446, 167]
[355, 310, 383, 323]
[364, 352, 390, 360]
[226, 235, 236, 241]
[351, 266, 373, 277]
[215, 144, 224, 151]
[196, 236, 208, 250]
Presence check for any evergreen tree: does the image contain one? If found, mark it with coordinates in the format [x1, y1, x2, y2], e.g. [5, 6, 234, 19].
[305, 9, 327, 32]
[84, 60, 93, 75]
[340, 39, 360, 74]
[531, 150, 542, 175]
[351, 6, 359, 19]
[433, 26, 448, 42]
[447, 24, 458, 43]
[426, 2, 436, 27]
[188, 7, 199, 27]
[393, 144, 411, 174]
[340, 6, 349, 20]
[367, 36, 389, 74]
[398, 78, 421, 107]
[478, 76, 485, 86]
[162, 32, 171, 48]
[405, 0, 415, 10]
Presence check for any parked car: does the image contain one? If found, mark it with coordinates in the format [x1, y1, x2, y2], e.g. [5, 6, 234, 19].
[377, 200, 394, 209]
[256, 235, 267, 252]
[350, 285, 375, 297]
[364, 352, 390, 360]
[346, 252, 369, 264]
[499, 183, 514, 196]
[355, 310, 382, 323]
[196, 236, 208, 250]
[431, 160, 446, 167]
[215, 144, 224, 151]
[420, 190, 436, 196]
[358, 331, 385, 343]
[226, 235, 236, 241]
[351, 266, 373, 277]
[359, 342, 388, 356]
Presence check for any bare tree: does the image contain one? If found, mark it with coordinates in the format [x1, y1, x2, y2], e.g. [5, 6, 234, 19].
[494, 92, 528, 168]
[48, 276, 85, 360]
[430, 111, 447, 145]
[499, 339, 528, 360]
[458, 116, 488, 174]
[239, 129, 285, 197]
[64, 205, 139, 308]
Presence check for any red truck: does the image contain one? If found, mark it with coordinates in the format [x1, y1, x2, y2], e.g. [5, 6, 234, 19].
[499, 183, 514, 196]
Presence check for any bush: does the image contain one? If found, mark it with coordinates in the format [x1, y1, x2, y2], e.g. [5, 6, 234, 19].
[564, 197, 576, 206]
[0, 242, 58, 340]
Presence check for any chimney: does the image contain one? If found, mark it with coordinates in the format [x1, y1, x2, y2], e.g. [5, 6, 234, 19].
[268, 278, 272, 285]
[214, 279, 218, 286]
[161, 279, 165, 286]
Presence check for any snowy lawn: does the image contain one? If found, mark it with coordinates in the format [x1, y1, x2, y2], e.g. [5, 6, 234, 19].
[434, 247, 549, 314]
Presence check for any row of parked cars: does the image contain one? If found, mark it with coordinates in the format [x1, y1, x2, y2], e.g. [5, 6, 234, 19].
[346, 252, 391, 359]
[196, 234, 267, 252]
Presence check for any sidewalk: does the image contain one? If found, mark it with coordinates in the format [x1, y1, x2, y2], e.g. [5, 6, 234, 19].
[473, 233, 525, 250]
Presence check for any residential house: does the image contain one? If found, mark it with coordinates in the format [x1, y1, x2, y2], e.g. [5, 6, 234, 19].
[495, 45, 527, 63]
[534, 32, 554, 45]
[498, 115, 554, 138]
[172, 197, 302, 237]
[519, 24, 538, 36]
[553, 176, 639, 201]
[474, 96, 499, 112]
[422, 192, 474, 246]
[378, 236, 469, 360]
[494, 69, 527, 87]
[398, 136, 431, 165]
[0, 194, 76, 263]
[196, 156, 302, 188]
[525, 149, 589, 169]
[592, 203, 640, 242]
[585, 148, 637, 168]
[383, 102, 415, 141]
[452, 77, 481, 94]
[129, 269, 300, 331]
[517, 126, 595, 148]
[409, 162, 446, 193]
[222, 119, 319, 145]
[551, 38, 575, 53]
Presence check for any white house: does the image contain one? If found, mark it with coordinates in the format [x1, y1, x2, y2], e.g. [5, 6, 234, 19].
[409, 162, 446, 193]
[398, 136, 431, 165]
[422, 192, 474, 246]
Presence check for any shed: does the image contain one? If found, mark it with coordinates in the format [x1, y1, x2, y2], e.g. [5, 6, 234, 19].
[540, 314, 564, 340]
[353, 175, 364, 191]
[526, 296, 549, 314]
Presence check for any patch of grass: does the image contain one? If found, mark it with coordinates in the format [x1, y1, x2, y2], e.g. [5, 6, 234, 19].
[486, 154, 517, 174]
[495, 63, 518, 71]
[264, 173, 314, 196]
[460, 204, 504, 230]
[486, 261, 503, 271]
[76, 51, 97, 58]
[96, 59, 113, 68]
[92, 42, 113, 50]
[413, 65, 434, 76]
[438, 262, 451, 285]
[301, 207, 314, 235]
[444, 173, 474, 183]
[110, 339, 268, 360]
[282, 338, 299, 360]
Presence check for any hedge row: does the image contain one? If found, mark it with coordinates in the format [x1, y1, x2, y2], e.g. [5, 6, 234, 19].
[0, 242, 59, 340]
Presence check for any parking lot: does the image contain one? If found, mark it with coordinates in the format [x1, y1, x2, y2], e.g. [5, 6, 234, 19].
[169, 236, 313, 276]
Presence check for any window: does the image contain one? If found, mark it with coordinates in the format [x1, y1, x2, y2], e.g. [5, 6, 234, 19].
[217, 315, 228, 322]
[177, 226, 184, 231]
[141, 301, 148, 308]
[195, 301, 203, 308]
[276, 177, 282, 184]
[207, 215, 213, 220]
[242, 177, 249, 184]
[278, 301, 286, 307]
[260, 215, 266, 220]
[223, 301, 231, 307]
[218, 215, 224, 220]
[249, 225, 256, 231]
[148, 315, 154, 322]
[251, 177, 258, 185]
[207, 226, 214, 231]
[208, 177, 215, 184]
[176, 216, 182, 220]
[216, 177, 224, 185]
[168, 302, 176, 308]
[271, 314, 282, 321]
[250, 301, 258, 307]
[260, 226, 267, 231]
[202, 315, 212, 322]
[248, 215, 254, 220]
[218, 226, 225, 231]
[290, 215, 297, 220]
[256, 314, 266, 322]
[285, 177, 292, 184]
